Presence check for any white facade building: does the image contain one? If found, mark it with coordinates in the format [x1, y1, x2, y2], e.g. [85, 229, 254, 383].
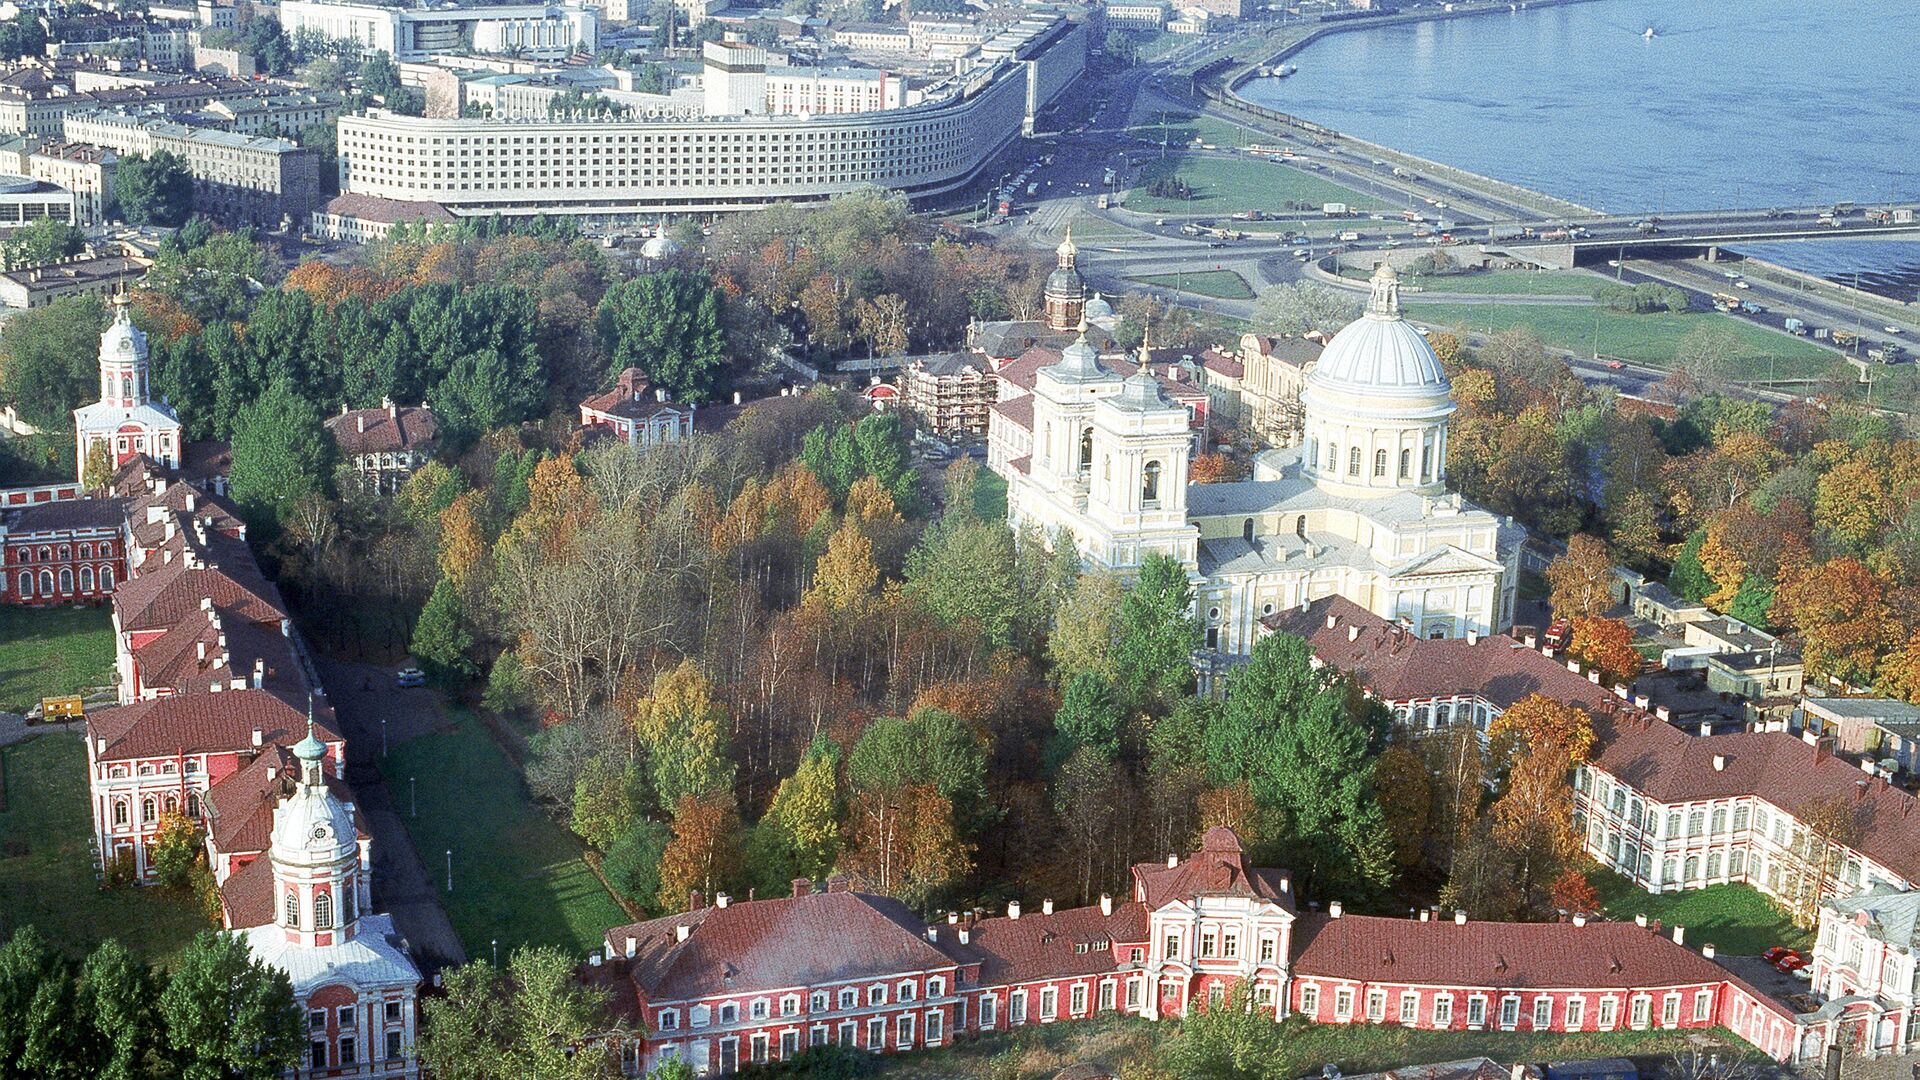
[278, 0, 597, 60]
[1001, 264, 1521, 655]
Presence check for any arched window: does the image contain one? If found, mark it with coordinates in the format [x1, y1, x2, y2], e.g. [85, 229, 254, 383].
[1348, 447, 1361, 476]
[186, 793, 199, 818]
[57, 545, 69, 561]
[16, 572, 29, 597]
[1325, 443, 1337, 469]
[1142, 461, 1162, 507]
[38, 570, 53, 596]
[37, 546, 50, 562]
[112, 800, 128, 826]
[16, 548, 29, 563]
[1243, 518, 1255, 542]
[163, 794, 178, 814]
[1706, 852, 1722, 879]
[1684, 855, 1700, 881]
[99, 540, 112, 557]
[285, 891, 299, 928]
[1637, 851, 1652, 877]
[78, 543, 91, 559]
[1295, 515, 1307, 540]
[1079, 429, 1093, 472]
[1374, 449, 1387, 477]
[101, 566, 114, 590]
[80, 566, 94, 592]
[314, 891, 333, 930]
[58, 568, 72, 593]
[141, 797, 156, 823]
[1399, 448, 1411, 479]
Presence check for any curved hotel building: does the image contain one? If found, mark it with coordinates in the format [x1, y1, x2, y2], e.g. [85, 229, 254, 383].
[333, 20, 1085, 220]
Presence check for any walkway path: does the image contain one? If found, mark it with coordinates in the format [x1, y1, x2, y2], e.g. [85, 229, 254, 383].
[318, 658, 467, 975]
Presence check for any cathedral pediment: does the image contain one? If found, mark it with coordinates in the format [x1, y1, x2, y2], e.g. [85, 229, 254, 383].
[1388, 544, 1504, 579]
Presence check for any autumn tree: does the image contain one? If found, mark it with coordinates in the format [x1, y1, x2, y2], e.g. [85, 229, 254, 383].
[1048, 569, 1123, 684]
[760, 735, 842, 880]
[841, 783, 970, 907]
[656, 795, 743, 912]
[1778, 797, 1863, 928]
[1567, 616, 1641, 686]
[1772, 558, 1896, 687]
[1372, 744, 1432, 872]
[1546, 533, 1615, 620]
[630, 661, 735, 813]
[1486, 693, 1595, 779]
[1549, 866, 1602, 914]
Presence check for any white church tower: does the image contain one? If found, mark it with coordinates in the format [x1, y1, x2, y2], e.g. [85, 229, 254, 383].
[72, 294, 182, 485]
[241, 710, 423, 1078]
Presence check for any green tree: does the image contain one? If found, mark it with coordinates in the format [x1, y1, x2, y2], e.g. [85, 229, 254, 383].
[847, 709, 988, 817]
[902, 515, 1025, 648]
[602, 818, 671, 913]
[1048, 568, 1122, 683]
[1215, 632, 1395, 899]
[76, 939, 163, 1080]
[0, 925, 83, 1078]
[630, 661, 735, 813]
[228, 377, 334, 530]
[417, 947, 619, 1080]
[764, 735, 842, 878]
[149, 810, 206, 890]
[1050, 671, 1122, 766]
[597, 270, 729, 403]
[1669, 527, 1713, 602]
[801, 413, 916, 510]
[1, 216, 85, 270]
[411, 577, 476, 683]
[1251, 281, 1360, 336]
[158, 931, 303, 1080]
[1157, 980, 1287, 1080]
[571, 754, 643, 851]
[115, 150, 194, 227]
[0, 293, 107, 431]
[433, 345, 547, 450]
[1112, 553, 1199, 712]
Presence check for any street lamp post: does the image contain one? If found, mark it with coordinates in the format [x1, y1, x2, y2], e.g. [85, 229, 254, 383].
[445, 849, 452, 892]
[409, 776, 416, 818]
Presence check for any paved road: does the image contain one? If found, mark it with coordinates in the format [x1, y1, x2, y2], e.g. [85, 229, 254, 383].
[318, 658, 467, 975]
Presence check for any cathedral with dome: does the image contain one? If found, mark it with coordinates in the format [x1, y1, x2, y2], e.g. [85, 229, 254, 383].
[73, 295, 182, 483]
[1001, 263, 1524, 653]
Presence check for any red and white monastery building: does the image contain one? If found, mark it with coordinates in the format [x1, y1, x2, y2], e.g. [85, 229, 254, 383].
[0, 290, 424, 1078]
[588, 827, 1804, 1075]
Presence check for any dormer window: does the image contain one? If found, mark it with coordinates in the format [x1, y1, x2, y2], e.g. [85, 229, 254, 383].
[657, 1010, 679, 1031]
[897, 981, 915, 1002]
[750, 999, 768, 1021]
[868, 985, 887, 1007]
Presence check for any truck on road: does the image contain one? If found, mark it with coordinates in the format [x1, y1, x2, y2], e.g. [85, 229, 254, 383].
[1338, 230, 1361, 242]
[1784, 318, 1808, 336]
[1832, 329, 1862, 350]
[1712, 293, 1744, 313]
[1322, 202, 1349, 217]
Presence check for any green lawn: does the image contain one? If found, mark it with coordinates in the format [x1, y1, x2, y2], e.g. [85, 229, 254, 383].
[378, 705, 624, 957]
[0, 605, 115, 713]
[974, 467, 1009, 522]
[871, 1012, 1758, 1079]
[1403, 302, 1842, 380]
[1344, 268, 1607, 297]
[1126, 156, 1383, 217]
[1061, 214, 1142, 242]
[1131, 269, 1255, 300]
[1125, 109, 1261, 150]
[1588, 865, 1810, 957]
[0, 733, 210, 966]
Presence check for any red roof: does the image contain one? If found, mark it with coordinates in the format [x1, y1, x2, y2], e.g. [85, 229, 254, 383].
[603, 890, 960, 1005]
[325, 405, 438, 457]
[1293, 913, 1784, 1005]
[939, 902, 1149, 986]
[1130, 827, 1294, 910]
[990, 395, 1034, 431]
[1200, 349, 1243, 379]
[86, 688, 339, 763]
[113, 547, 286, 636]
[218, 852, 275, 929]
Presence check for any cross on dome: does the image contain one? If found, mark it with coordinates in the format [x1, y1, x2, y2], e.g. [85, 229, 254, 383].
[1055, 224, 1077, 267]
[1365, 262, 1402, 319]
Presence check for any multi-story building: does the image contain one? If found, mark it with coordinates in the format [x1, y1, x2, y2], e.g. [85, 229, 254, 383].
[1102, 1, 1168, 30]
[28, 141, 115, 225]
[1801, 697, 1920, 771]
[834, 24, 913, 52]
[1261, 595, 1920, 910]
[310, 193, 458, 243]
[1807, 885, 1920, 1059]
[589, 827, 1806, 1073]
[1234, 332, 1320, 443]
[0, 252, 147, 308]
[333, 18, 1085, 220]
[325, 404, 439, 495]
[578, 367, 696, 450]
[897, 352, 994, 440]
[0, 172, 75, 228]
[278, 0, 598, 61]
[63, 110, 322, 226]
[0, 497, 126, 605]
[763, 65, 906, 116]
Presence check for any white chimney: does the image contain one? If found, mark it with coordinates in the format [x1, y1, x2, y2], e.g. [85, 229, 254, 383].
[1466, 630, 1478, 645]
[1672, 925, 1685, 944]
[1326, 614, 1337, 629]
[1042, 899, 1054, 916]
[1572, 913, 1586, 927]
[96, 737, 105, 753]
[1008, 900, 1021, 920]
[1454, 910, 1467, 925]
[252, 658, 264, 688]
[948, 911, 960, 924]
[588, 952, 602, 967]
[715, 893, 730, 908]
[1100, 894, 1113, 916]
[1588, 670, 1602, 684]
[675, 924, 690, 942]
[1419, 909, 1430, 922]
[1279, 876, 1290, 893]
[1167, 854, 1180, 868]
[1702, 943, 1716, 959]
[1712, 754, 1726, 772]
[356, 414, 365, 434]
[625, 936, 637, 958]
[732, 391, 741, 405]
[1635, 914, 1647, 928]
[196, 641, 206, 660]
[958, 928, 971, 945]
[926, 927, 939, 942]
[1347, 625, 1360, 642]
[1329, 901, 1343, 919]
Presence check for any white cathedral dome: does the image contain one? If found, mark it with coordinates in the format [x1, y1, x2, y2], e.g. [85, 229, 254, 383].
[1307, 264, 1449, 400]
[269, 726, 356, 870]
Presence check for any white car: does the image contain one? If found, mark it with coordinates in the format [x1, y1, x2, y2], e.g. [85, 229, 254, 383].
[1887, 326, 1904, 334]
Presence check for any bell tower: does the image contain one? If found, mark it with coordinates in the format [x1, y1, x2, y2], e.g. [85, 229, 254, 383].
[268, 705, 362, 947]
[1042, 227, 1086, 331]
[73, 291, 182, 484]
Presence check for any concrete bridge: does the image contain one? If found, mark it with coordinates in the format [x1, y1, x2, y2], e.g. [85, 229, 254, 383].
[1486, 204, 1920, 270]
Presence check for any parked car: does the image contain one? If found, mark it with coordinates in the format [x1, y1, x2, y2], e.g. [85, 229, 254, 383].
[1760, 946, 1801, 964]
[1774, 953, 1811, 973]
[396, 667, 426, 688]
[1543, 617, 1573, 650]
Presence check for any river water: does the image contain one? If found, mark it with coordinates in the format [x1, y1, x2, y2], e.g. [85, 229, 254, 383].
[1240, 0, 1920, 300]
